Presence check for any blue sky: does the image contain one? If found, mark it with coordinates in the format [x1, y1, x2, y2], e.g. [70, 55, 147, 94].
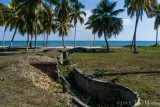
[0, 0, 160, 41]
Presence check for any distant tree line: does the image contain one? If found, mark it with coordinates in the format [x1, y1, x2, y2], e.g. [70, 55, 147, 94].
[0, 0, 159, 53]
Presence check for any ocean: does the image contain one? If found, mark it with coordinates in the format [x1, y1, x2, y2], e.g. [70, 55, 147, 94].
[0, 41, 159, 47]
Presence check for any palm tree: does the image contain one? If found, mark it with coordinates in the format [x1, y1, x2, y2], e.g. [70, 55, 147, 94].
[46, 32, 49, 47]
[0, 4, 4, 46]
[89, 0, 124, 52]
[17, 9, 37, 50]
[85, 15, 97, 47]
[55, 0, 71, 48]
[43, 22, 57, 47]
[15, 0, 53, 52]
[0, 3, 11, 48]
[40, 13, 57, 47]
[150, 4, 160, 46]
[7, 11, 19, 49]
[56, 20, 73, 47]
[70, 1, 86, 47]
[124, 0, 157, 53]
[55, 0, 77, 48]
[2, 0, 24, 49]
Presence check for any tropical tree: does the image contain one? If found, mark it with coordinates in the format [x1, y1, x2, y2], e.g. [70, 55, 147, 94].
[0, 3, 12, 48]
[55, 0, 71, 48]
[0, 4, 4, 23]
[70, 1, 86, 47]
[150, 4, 160, 46]
[42, 21, 57, 47]
[6, 10, 19, 49]
[55, 0, 77, 48]
[17, 9, 37, 50]
[5, 0, 22, 48]
[85, 15, 97, 47]
[1, 0, 26, 49]
[56, 20, 73, 47]
[0, 4, 4, 40]
[124, 0, 157, 53]
[14, 0, 53, 52]
[89, 0, 124, 52]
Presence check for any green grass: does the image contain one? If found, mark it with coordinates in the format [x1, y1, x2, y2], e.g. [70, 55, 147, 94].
[0, 48, 26, 52]
[69, 47, 160, 106]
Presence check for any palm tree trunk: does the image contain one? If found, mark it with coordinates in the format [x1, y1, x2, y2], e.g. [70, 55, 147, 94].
[104, 31, 109, 52]
[130, 36, 134, 49]
[62, 23, 65, 48]
[30, 34, 33, 48]
[27, 33, 29, 50]
[62, 34, 65, 48]
[93, 33, 95, 47]
[46, 33, 48, 47]
[74, 24, 76, 47]
[3, 30, 6, 48]
[43, 33, 45, 47]
[133, 14, 140, 53]
[156, 28, 158, 46]
[9, 26, 17, 49]
[34, 14, 39, 53]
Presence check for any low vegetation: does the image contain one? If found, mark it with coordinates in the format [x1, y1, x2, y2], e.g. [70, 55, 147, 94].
[0, 48, 75, 106]
[0, 47, 160, 106]
[69, 47, 160, 106]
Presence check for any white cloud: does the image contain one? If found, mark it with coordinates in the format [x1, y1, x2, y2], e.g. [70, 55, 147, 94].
[123, 19, 132, 26]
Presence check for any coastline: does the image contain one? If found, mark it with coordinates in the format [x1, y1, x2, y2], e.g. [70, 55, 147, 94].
[0, 41, 159, 47]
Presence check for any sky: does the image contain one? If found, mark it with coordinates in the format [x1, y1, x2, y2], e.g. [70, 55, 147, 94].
[0, 0, 160, 41]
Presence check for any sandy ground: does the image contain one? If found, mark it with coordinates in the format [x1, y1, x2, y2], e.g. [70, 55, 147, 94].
[0, 46, 123, 49]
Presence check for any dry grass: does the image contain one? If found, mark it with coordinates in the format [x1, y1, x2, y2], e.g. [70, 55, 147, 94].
[0, 50, 75, 106]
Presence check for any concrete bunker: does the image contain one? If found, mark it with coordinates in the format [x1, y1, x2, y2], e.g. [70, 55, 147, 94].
[73, 67, 140, 106]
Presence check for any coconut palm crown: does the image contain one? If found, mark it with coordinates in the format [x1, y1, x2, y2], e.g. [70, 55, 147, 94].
[90, 0, 124, 52]
[85, 15, 97, 47]
[124, 0, 157, 53]
[149, 4, 160, 46]
[55, 0, 75, 48]
[14, 0, 54, 52]
[70, 1, 86, 47]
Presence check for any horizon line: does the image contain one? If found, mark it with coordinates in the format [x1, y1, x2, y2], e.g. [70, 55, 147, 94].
[0, 40, 159, 42]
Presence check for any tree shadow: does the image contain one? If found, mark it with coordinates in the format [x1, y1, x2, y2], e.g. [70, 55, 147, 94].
[90, 70, 160, 79]
[68, 47, 115, 56]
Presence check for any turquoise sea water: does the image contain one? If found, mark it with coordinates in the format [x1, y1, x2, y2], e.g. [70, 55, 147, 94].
[0, 41, 159, 47]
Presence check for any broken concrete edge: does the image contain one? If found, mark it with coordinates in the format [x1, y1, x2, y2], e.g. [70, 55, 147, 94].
[59, 75, 71, 89]
[74, 67, 141, 107]
[59, 53, 63, 64]
[73, 96, 90, 107]
[59, 50, 69, 65]
[36, 52, 62, 65]
[35, 53, 89, 106]
[59, 75, 90, 107]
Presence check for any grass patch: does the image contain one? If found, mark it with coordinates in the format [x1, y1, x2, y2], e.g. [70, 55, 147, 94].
[69, 47, 160, 106]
